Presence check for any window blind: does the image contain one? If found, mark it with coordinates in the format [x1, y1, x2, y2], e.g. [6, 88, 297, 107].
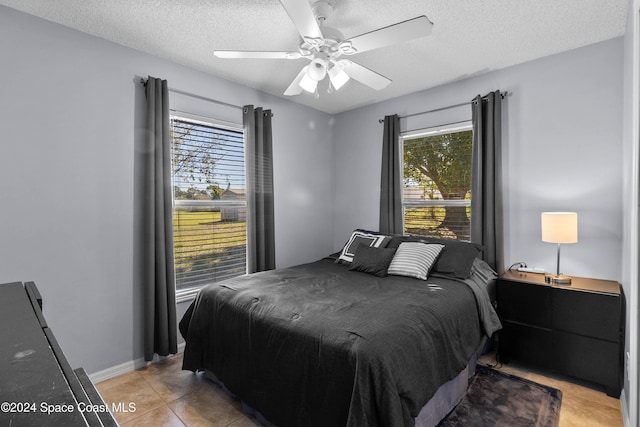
[170, 116, 246, 296]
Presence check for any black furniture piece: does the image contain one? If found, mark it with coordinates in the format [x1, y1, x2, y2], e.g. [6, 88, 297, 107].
[497, 270, 624, 397]
[0, 281, 117, 426]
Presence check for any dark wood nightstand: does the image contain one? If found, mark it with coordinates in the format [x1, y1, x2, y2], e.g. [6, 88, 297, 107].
[497, 270, 624, 397]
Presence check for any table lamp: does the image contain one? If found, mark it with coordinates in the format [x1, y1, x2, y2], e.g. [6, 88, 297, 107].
[541, 212, 578, 284]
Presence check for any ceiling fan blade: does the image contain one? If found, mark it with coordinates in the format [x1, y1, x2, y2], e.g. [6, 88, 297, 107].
[347, 16, 433, 54]
[214, 51, 301, 59]
[284, 66, 309, 96]
[342, 61, 391, 91]
[278, 0, 323, 40]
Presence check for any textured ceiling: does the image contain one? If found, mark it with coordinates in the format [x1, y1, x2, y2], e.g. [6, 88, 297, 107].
[0, 0, 629, 114]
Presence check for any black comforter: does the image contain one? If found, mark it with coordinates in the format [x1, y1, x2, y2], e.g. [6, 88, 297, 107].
[180, 258, 485, 427]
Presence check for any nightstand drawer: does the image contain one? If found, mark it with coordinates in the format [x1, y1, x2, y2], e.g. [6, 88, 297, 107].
[554, 331, 620, 395]
[499, 320, 553, 369]
[497, 280, 551, 328]
[553, 288, 621, 341]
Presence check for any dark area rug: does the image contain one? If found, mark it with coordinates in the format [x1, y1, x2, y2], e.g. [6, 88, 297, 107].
[437, 365, 562, 427]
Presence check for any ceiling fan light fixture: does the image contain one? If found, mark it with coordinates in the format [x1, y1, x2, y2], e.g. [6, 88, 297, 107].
[307, 58, 328, 81]
[299, 72, 318, 93]
[328, 62, 349, 90]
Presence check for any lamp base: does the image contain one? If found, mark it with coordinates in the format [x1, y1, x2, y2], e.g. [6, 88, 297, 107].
[545, 274, 572, 285]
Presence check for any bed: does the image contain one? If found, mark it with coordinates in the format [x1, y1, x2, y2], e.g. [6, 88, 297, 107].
[180, 231, 501, 427]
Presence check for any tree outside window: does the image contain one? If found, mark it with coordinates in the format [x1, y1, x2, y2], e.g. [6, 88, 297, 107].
[402, 123, 473, 240]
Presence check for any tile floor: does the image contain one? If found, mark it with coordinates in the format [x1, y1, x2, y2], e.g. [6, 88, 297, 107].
[96, 352, 623, 426]
[477, 353, 624, 427]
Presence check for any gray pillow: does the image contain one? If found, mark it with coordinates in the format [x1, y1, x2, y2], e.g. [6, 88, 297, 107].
[349, 244, 397, 277]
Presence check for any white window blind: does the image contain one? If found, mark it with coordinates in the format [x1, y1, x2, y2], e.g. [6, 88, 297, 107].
[401, 122, 473, 240]
[170, 114, 246, 300]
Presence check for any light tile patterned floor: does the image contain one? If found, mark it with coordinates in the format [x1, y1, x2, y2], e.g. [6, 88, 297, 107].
[96, 354, 259, 427]
[96, 352, 623, 426]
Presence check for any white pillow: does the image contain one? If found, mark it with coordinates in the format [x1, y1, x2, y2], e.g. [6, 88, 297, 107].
[388, 242, 444, 280]
[337, 231, 387, 264]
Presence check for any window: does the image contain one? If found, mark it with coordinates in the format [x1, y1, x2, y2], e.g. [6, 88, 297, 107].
[170, 113, 246, 301]
[401, 121, 473, 240]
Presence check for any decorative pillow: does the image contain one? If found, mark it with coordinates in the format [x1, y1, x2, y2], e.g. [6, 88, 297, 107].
[387, 242, 444, 280]
[405, 236, 483, 278]
[348, 244, 397, 277]
[336, 230, 388, 264]
[386, 235, 409, 249]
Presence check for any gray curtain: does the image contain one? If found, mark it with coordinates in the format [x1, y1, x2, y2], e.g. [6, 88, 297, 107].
[379, 114, 403, 234]
[471, 91, 504, 272]
[142, 76, 177, 361]
[244, 105, 275, 273]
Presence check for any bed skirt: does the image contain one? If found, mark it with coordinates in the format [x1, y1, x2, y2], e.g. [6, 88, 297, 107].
[202, 336, 488, 427]
[415, 337, 487, 427]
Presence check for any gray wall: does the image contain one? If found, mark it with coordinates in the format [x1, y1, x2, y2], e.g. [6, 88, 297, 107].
[0, 6, 334, 374]
[332, 37, 624, 283]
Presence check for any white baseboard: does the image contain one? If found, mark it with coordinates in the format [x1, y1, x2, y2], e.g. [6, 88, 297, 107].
[89, 357, 148, 384]
[621, 388, 631, 427]
[89, 342, 186, 384]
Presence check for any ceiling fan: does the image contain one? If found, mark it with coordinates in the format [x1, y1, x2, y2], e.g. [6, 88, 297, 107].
[213, 0, 433, 97]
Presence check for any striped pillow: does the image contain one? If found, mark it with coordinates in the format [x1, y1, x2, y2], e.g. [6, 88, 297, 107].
[387, 242, 444, 280]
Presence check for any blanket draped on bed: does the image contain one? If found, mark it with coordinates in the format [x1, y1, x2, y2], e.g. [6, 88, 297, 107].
[181, 258, 486, 427]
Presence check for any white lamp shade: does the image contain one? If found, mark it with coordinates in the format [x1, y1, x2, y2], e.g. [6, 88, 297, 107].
[307, 58, 327, 81]
[541, 212, 578, 244]
[328, 62, 350, 90]
[299, 72, 318, 93]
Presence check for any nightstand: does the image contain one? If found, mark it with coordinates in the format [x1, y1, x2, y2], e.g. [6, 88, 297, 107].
[497, 270, 624, 397]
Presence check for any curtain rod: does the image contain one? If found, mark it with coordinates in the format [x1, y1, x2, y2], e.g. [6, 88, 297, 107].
[139, 78, 243, 111]
[377, 91, 508, 123]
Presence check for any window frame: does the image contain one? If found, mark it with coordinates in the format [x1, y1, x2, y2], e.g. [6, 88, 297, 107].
[169, 111, 246, 303]
[399, 120, 473, 239]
